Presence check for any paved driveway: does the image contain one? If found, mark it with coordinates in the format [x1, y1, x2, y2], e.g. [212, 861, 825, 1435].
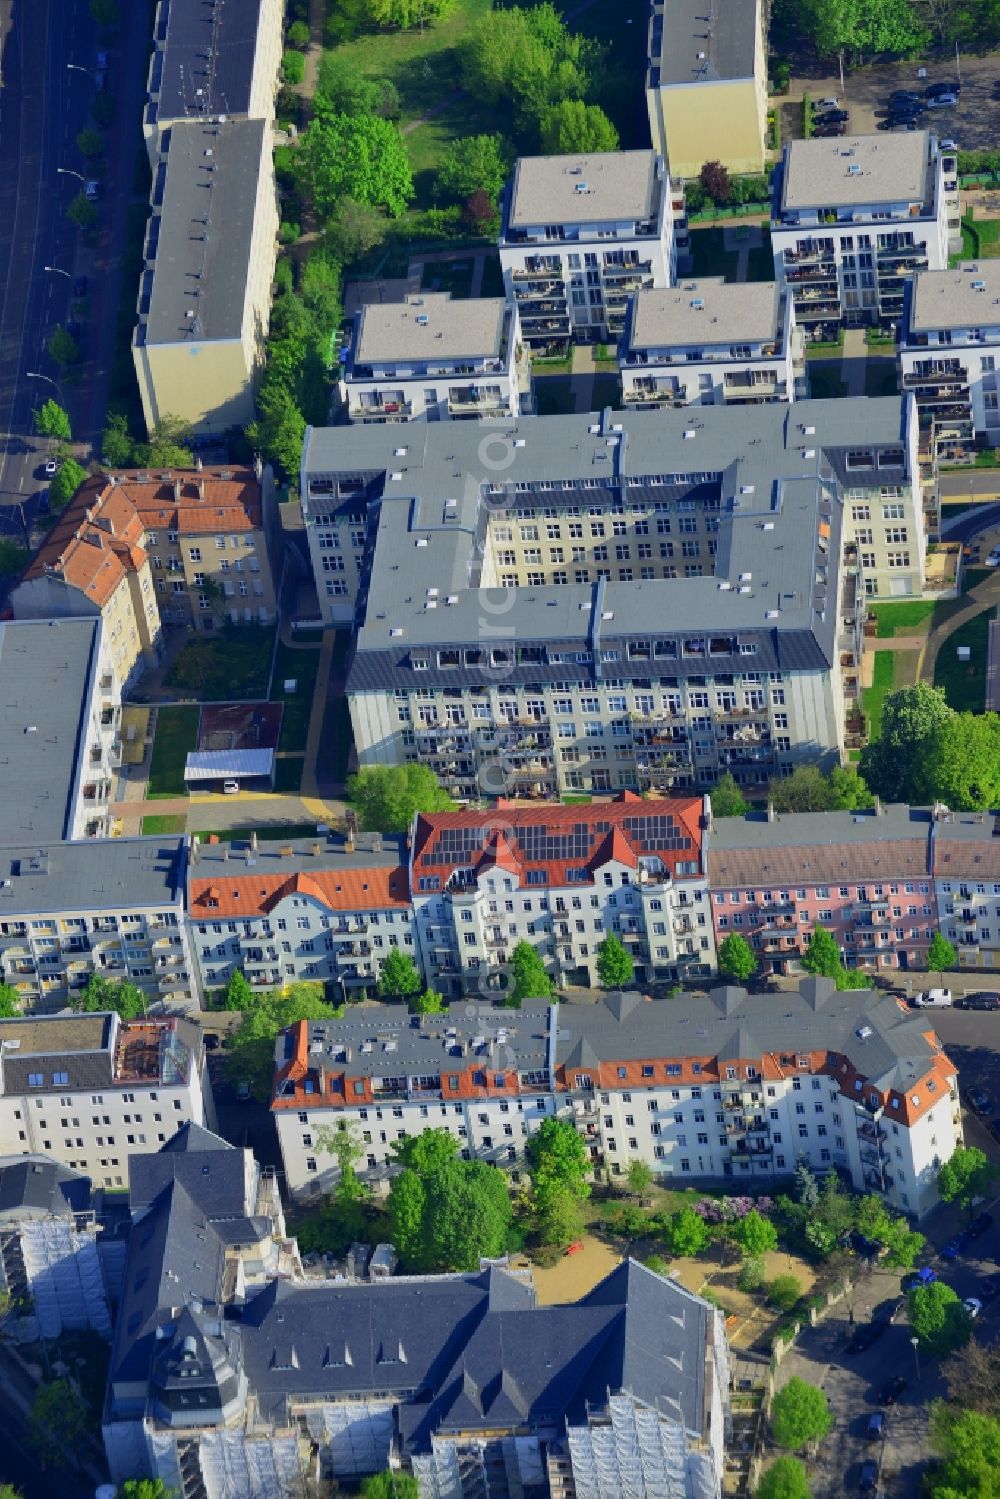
[782, 53, 1000, 147]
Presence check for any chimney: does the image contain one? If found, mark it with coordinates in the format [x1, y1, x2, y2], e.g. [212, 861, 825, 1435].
[174, 480, 182, 501]
[874, 795, 882, 816]
[198, 478, 205, 501]
[195, 453, 203, 471]
[766, 800, 775, 822]
[191, 836, 201, 863]
[250, 831, 258, 852]
[346, 826, 355, 852]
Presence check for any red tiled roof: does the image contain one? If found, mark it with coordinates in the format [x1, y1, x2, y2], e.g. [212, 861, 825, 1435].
[188, 865, 410, 918]
[412, 793, 704, 890]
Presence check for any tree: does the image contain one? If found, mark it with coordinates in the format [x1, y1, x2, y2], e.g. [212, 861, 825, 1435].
[435, 135, 511, 204]
[282, 49, 306, 85]
[360, 1473, 419, 1499]
[909, 1279, 972, 1355]
[48, 326, 80, 366]
[315, 56, 401, 118]
[596, 933, 633, 989]
[927, 930, 957, 983]
[388, 1129, 513, 1272]
[326, 198, 387, 263]
[535, 1182, 585, 1246]
[74, 973, 146, 1020]
[0, 541, 27, 579]
[700, 160, 731, 204]
[626, 1159, 654, 1199]
[67, 192, 98, 230]
[411, 987, 445, 1014]
[315, 1119, 364, 1182]
[827, 764, 875, 810]
[225, 984, 341, 1101]
[799, 0, 929, 59]
[33, 399, 71, 441]
[711, 773, 750, 818]
[919, 713, 1000, 811]
[0, 1486, 24, 1499]
[860, 682, 953, 803]
[526, 1117, 590, 1202]
[224, 969, 254, 1010]
[663, 1205, 711, 1257]
[135, 415, 194, 468]
[942, 1337, 1000, 1420]
[768, 1274, 803, 1313]
[90, 0, 119, 22]
[539, 100, 619, 154]
[378, 947, 423, 1001]
[297, 113, 413, 219]
[348, 763, 455, 832]
[464, 190, 497, 235]
[754, 1456, 812, 1499]
[508, 939, 555, 1007]
[366, 0, 456, 26]
[287, 19, 311, 46]
[460, 4, 599, 121]
[716, 933, 757, 983]
[91, 91, 117, 128]
[738, 1254, 766, 1292]
[246, 381, 306, 478]
[49, 457, 87, 512]
[102, 410, 134, 467]
[26, 1378, 88, 1466]
[926, 1406, 1000, 1499]
[937, 1145, 996, 1213]
[853, 1196, 924, 1270]
[0, 984, 22, 1019]
[769, 764, 873, 813]
[770, 1377, 833, 1451]
[794, 1159, 819, 1209]
[733, 1208, 778, 1258]
[76, 126, 104, 157]
[800, 926, 842, 980]
[119, 1483, 175, 1499]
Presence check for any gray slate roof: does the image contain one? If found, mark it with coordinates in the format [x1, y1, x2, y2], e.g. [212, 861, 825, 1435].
[652, 0, 760, 88]
[142, 118, 266, 346]
[152, 0, 265, 121]
[780, 133, 932, 213]
[0, 1154, 93, 1220]
[908, 262, 1000, 333]
[0, 619, 102, 843]
[0, 837, 186, 916]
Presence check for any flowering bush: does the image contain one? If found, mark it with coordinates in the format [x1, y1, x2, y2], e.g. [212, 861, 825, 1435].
[692, 1195, 774, 1223]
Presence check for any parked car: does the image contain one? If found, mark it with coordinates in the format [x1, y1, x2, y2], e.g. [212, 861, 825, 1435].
[941, 1232, 970, 1261]
[85, 179, 100, 202]
[926, 79, 960, 97]
[866, 1412, 885, 1441]
[957, 992, 1000, 1010]
[890, 88, 922, 101]
[860, 1460, 879, 1493]
[96, 49, 109, 70]
[43, 459, 58, 477]
[926, 92, 959, 107]
[815, 108, 850, 123]
[940, 139, 958, 151]
[903, 1266, 937, 1290]
[873, 1296, 905, 1325]
[965, 1086, 994, 1116]
[848, 1320, 888, 1353]
[203, 1033, 220, 1051]
[964, 1296, 983, 1319]
[877, 1375, 907, 1406]
[986, 546, 1000, 567]
[967, 1212, 994, 1239]
[913, 988, 953, 1007]
[815, 121, 847, 137]
[881, 116, 920, 131]
[817, 96, 840, 109]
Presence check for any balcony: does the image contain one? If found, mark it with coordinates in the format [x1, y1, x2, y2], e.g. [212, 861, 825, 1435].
[355, 397, 413, 421]
[448, 388, 510, 416]
[723, 375, 780, 404]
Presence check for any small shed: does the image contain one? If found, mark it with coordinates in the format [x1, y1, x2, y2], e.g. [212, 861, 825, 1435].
[183, 748, 275, 791]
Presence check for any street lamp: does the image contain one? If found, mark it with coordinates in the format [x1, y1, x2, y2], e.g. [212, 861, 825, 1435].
[43, 265, 71, 279]
[66, 63, 90, 76]
[26, 371, 66, 409]
[911, 1335, 921, 1380]
[56, 167, 86, 185]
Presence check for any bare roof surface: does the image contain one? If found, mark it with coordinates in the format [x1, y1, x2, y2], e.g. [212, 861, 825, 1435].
[508, 151, 657, 228]
[153, 0, 264, 121]
[354, 294, 506, 365]
[629, 279, 781, 348]
[653, 0, 760, 87]
[909, 262, 1000, 332]
[781, 133, 931, 212]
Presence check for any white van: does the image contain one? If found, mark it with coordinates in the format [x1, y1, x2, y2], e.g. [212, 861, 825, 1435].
[223, 779, 240, 794]
[913, 988, 953, 1008]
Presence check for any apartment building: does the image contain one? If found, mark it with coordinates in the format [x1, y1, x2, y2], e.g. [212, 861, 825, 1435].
[0, 618, 121, 843]
[646, 0, 768, 179]
[410, 794, 714, 997]
[899, 262, 1000, 465]
[104, 1126, 729, 1499]
[341, 293, 531, 423]
[144, 0, 284, 162]
[620, 280, 804, 409]
[133, 117, 279, 435]
[273, 979, 959, 1219]
[0, 1154, 112, 1339]
[499, 151, 675, 351]
[187, 831, 415, 999]
[301, 396, 921, 798]
[707, 804, 937, 974]
[771, 133, 960, 342]
[0, 837, 194, 1016]
[931, 809, 1000, 970]
[0, 1013, 214, 1190]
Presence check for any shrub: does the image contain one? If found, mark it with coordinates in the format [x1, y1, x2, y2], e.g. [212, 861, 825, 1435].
[738, 1255, 766, 1292]
[767, 1274, 803, 1313]
[700, 160, 731, 205]
[282, 49, 305, 85]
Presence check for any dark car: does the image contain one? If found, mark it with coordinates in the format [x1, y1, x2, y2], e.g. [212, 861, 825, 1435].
[880, 117, 919, 131]
[966, 1086, 995, 1116]
[851, 1232, 884, 1261]
[890, 88, 922, 102]
[848, 1320, 888, 1353]
[72, 275, 87, 299]
[866, 1412, 885, 1441]
[860, 1460, 879, 1493]
[815, 121, 847, 137]
[877, 1375, 907, 1406]
[989, 1118, 1000, 1144]
[941, 1231, 970, 1261]
[927, 79, 960, 97]
[968, 1212, 994, 1239]
[873, 1296, 905, 1325]
[958, 992, 1000, 1010]
[903, 1266, 938, 1290]
[203, 1033, 220, 1051]
[815, 107, 850, 123]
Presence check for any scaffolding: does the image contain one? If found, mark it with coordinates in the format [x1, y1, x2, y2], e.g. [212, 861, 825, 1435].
[412, 1442, 464, 1499]
[194, 1429, 303, 1499]
[566, 1392, 694, 1499]
[19, 1217, 111, 1337]
[302, 1399, 394, 1476]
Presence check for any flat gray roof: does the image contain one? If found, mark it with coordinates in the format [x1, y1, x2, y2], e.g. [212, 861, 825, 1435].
[508, 151, 657, 228]
[142, 118, 265, 346]
[781, 133, 931, 213]
[354, 294, 506, 366]
[628, 279, 781, 349]
[653, 0, 760, 87]
[909, 262, 1000, 332]
[0, 619, 100, 843]
[0, 837, 186, 916]
[153, 0, 264, 121]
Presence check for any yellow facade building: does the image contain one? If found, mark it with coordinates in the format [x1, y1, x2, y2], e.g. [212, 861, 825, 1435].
[645, 0, 767, 180]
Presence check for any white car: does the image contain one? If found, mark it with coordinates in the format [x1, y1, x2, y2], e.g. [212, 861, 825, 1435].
[986, 547, 1000, 568]
[44, 459, 58, 477]
[964, 1297, 983, 1319]
[926, 93, 958, 108]
[912, 988, 953, 1008]
[940, 139, 958, 151]
[817, 96, 840, 110]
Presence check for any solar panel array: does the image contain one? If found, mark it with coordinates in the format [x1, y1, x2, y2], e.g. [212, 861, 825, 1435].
[420, 814, 692, 868]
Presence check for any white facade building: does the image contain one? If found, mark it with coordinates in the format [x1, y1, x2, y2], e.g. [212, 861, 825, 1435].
[0, 1012, 215, 1190]
[932, 808, 1000, 970]
[620, 280, 804, 409]
[771, 133, 960, 341]
[273, 980, 960, 1217]
[499, 151, 675, 351]
[341, 294, 530, 423]
[899, 261, 1000, 465]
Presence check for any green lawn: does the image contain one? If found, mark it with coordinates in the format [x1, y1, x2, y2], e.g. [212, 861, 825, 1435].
[870, 600, 938, 637]
[148, 706, 200, 797]
[272, 641, 321, 753]
[197, 823, 320, 844]
[274, 756, 305, 794]
[961, 216, 1000, 260]
[934, 607, 993, 712]
[864, 360, 898, 398]
[141, 814, 186, 834]
[534, 377, 576, 415]
[808, 363, 847, 399]
[863, 651, 895, 741]
[165, 624, 275, 702]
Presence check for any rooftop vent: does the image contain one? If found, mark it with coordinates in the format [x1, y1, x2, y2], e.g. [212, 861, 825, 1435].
[847, 163, 862, 176]
[575, 182, 589, 193]
[416, 314, 429, 325]
[973, 279, 986, 292]
[683, 429, 696, 440]
[691, 298, 705, 310]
